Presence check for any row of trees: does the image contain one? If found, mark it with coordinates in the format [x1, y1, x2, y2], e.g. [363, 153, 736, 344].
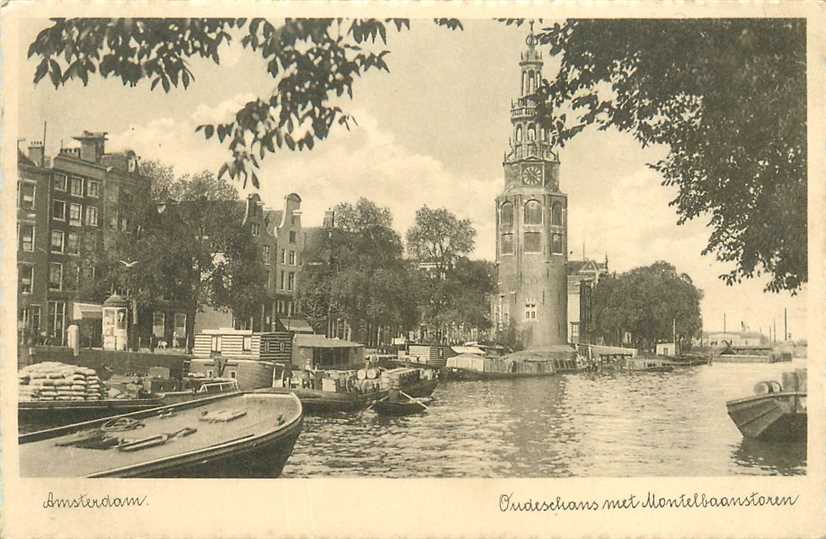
[297, 198, 495, 347]
[587, 261, 703, 350]
[83, 161, 268, 350]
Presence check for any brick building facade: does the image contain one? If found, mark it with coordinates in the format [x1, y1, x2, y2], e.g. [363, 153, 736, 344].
[493, 31, 568, 349]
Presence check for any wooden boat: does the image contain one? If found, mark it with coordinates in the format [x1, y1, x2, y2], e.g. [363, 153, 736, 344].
[624, 357, 674, 373]
[19, 391, 303, 478]
[373, 391, 430, 417]
[19, 379, 240, 433]
[403, 377, 438, 398]
[726, 372, 807, 442]
[290, 388, 387, 413]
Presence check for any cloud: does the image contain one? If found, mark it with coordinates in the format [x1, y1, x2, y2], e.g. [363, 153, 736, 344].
[107, 99, 806, 337]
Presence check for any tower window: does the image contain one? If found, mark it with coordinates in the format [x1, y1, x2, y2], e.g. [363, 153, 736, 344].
[524, 232, 541, 253]
[501, 233, 514, 255]
[552, 202, 563, 226]
[551, 233, 563, 254]
[527, 124, 536, 142]
[500, 202, 513, 227]
[524, 200, 542, 225]
[515, 125, 522, 142]
[525, 300, 537, 321]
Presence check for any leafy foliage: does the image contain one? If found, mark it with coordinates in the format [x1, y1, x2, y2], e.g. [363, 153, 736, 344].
[27, 17, 461, 188]
[297, 198, 418, 345]
[84, 161, 269, 347]
[589, 261, 703, 349]
[406, 206, 476, 275]
[502, 18, 807, 292]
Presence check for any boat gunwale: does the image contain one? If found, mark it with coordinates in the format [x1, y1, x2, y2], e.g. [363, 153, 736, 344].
[725, 390, 806, 408]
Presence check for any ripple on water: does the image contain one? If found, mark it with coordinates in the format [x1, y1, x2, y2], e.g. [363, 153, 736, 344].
[282, 359, 807, 477]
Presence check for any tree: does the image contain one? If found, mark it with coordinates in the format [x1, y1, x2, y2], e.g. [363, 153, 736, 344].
[589, 261, 703, 350]
[406, 206, 476, 275]
[87, 161, 268, 350]
[27, 17, 461, 187]
[514, 19, 806, 293]
[296, 197, 418, 346]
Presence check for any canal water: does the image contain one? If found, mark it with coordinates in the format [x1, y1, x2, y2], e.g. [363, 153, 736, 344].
[283, 358, 807, 477]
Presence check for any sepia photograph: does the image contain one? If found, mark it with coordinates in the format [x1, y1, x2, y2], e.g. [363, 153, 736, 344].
[10, 14, 811, 483]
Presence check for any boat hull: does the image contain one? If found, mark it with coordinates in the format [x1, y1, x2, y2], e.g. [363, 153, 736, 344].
[443, 367, 556, 381]
[374, 400, 426, 416]
[726, 392, 806, 442]
[20, 392, 304, 478]
[291, 389, 386, 413]
[403, 379, 438, 398]
[19, 399, 163, 433]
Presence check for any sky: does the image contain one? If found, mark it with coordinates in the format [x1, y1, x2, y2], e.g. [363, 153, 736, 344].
[16, 18, 807, 338]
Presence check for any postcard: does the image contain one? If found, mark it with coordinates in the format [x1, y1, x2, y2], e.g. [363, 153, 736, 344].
[2, 2, 824, 537]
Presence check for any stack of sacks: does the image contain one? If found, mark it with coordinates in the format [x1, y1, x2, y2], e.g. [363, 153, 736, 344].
[18, 362, 107, 402]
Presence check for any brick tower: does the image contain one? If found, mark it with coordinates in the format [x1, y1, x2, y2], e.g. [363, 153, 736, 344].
[493, 28, 568, 348]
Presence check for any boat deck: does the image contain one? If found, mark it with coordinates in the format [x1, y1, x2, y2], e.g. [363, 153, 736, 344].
[20, 392, 301, 477]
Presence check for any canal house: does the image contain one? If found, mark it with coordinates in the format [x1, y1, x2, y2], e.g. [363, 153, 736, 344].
[292, 334, 365, 371]
[190, 328, 293, 389]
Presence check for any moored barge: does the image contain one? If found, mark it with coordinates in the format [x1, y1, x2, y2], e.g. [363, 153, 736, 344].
[20, 391, 303, 478]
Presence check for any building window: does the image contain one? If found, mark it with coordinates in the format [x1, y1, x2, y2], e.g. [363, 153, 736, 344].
[152, 312, 165, 339]
[527, 123, 536, 141]
[70, 176, 83, 197]
[280, 249, 286, 264]
[20, 224, 35, 252]
[500, 202, 513, 228]
[69, 203, 82, 226]
[53, 173, 67, 192]
[251, 222, 260, 236]
[552, 202, 563, 226]
[49, 263, 63, 291]
[48, 301, 66, 343]
[266, 271, 272, 289]
[53, 200, 66, 221]
[288, 250, 296, 265]
[291, 215, 299, 225]
[280, 271, 285, 290]
[173, 313, 187, 348]
[524, 232, 541, 253]
[570, 322, 580, 343]
[287, 272, 295, 291]
[19, 182, 35, 210]
[516, 125, 523, 142]
[263, 245, 271, 265]
[501, 233, 514, 255]
[524, 200, 542, 225]
[289, 231, 296, 243]
[551, 233, 563, 255]
[242, 336, 252, 351]
[525, 301, 537, 321]
[86, 206, 99, 227]
[66, 232, 80, 255]
[50, 230, 65, 253]
[211, 335, 222, 353]
[87, 180, 101, 198]
[20, 265, 34, 294]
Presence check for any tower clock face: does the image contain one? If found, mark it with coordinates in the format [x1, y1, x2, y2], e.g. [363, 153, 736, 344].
[522, 165, 543, 186]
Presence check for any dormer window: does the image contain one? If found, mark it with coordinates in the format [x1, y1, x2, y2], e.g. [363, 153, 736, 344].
[251, 223, 260, 236]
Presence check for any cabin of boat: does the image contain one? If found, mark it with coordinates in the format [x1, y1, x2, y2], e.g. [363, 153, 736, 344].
[20, 391, 303, 478]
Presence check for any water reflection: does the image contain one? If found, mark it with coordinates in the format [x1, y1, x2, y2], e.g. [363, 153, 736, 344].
[284, 359, 807, 477]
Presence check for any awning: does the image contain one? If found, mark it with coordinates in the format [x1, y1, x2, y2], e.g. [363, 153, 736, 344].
[73, 302, 102, 320]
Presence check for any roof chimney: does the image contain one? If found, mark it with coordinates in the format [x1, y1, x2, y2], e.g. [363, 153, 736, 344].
[72, 131, 108, 163]
[28, 140, 45, 167]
